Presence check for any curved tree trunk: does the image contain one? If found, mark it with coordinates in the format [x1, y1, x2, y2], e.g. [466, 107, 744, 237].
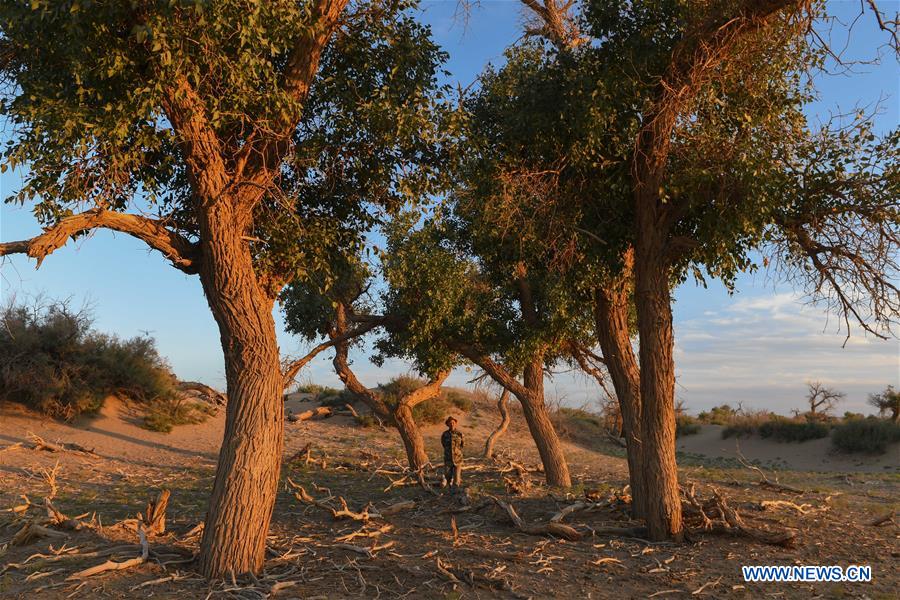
[394, 403, 429, 471]
[196, 203, 285, 578]
[483, 388, 511, 458]
[634, 201, 683, 542]
[593, 249, 647, 519]
[520, 359, 571, 488]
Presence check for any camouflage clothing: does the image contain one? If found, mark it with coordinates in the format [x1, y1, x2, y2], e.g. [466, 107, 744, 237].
[441, 429, 464, 488]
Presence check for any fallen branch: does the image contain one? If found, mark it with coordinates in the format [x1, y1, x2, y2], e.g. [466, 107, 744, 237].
[380, 500, 416, 517]
[0, 442, 24, 454]
[289, 406, 332, 423]
[176, 381, 225, 406]
[27, 433, 97, 456]
[67, 528, 149, 580]
[736, 448, 805, 494]
[488, 496, 582, 541]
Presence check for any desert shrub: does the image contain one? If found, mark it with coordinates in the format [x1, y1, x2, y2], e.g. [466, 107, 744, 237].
[444, 389, 473, 413]
[0, 299, 179, 420]
[354, 414, 379, 428]
[676, 415, 701, 437]
[758, 417, 830, 442]
[832, 418, 900, 454]
[722, 413, 830, 442]
[144, 399, 216, 433]
[318, 388, 356, 407]
[698, 404, 739, 425]
[295, 383, 324, 395]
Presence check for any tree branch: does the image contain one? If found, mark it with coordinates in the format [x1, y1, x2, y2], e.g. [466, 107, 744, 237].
[233, 0, 350, 211]
[0, 209, 200, 274]
[402, 370, 451, 409]
[160, 75, 229, 203]
[282, 319, 383, 390]
[447, 342, 530, 400]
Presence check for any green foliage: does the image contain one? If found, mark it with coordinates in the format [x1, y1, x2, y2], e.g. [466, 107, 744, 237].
[2, 0, 449, 292]
[0, 298, 179, 420]
[758, 417, 830, 443]
[354, 414, 379, 428]
[698, 405, 740, 425]
[721, 413, 830, 442]
[832, 418, 900, 454]
[444, 389, 473, 413]
[379, 375, 457, 425]
[318, 388, 356, 408]
[676, 415, 701, 437]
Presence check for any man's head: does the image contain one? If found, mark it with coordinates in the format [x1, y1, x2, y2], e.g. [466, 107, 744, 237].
[445, 416, 457, 430]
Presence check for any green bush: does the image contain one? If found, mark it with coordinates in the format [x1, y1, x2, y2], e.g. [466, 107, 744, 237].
[832, 418, 900, 454]
[318, 388, 356, 407]
[698, 404, 739, 425]
[676, 415, 701, 437]
[757, 417, 830, 442]
[444, 389, 473, 413]
[144, 399, 216, 433]
[722, 413, 830, 442]
[0, 299, 179, 420]
[354, 414, 379, 428]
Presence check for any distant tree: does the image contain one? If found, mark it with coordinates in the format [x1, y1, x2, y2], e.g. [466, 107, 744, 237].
[805, 382, 845, 419]
[868, 385, 900, 423]
[0, 0, 446, 576]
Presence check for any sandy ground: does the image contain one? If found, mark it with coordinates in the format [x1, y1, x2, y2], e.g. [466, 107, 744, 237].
[676, 425, 900, 473]
[1, 396, 898, 599]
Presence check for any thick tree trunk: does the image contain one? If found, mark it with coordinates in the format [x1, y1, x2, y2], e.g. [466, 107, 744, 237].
[196, 202, 285, 578]
[634, 198, 683, 542]
[483, 389, 511, 458]
[593, 249, 646, 518]
[393, 404, 429, 471]
[520, 359, 571, 488]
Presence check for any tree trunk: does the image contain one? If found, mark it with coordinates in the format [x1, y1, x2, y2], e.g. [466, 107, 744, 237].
[593, 249, 646, 518]
[634, 196, 683, 542]
[196, 202, 285, 578]
[520, 359, 571, 488]
[483, 389, 511, 458]
[393, 403, 429, 471]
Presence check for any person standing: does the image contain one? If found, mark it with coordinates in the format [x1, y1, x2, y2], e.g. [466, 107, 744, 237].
[441, 416, 464, 489]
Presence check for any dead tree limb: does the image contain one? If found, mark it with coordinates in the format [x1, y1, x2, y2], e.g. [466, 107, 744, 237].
[488, 496, 582, 541]
[176, 381, 225, 406]
[140, 490, 171, 535]
[67, 528, 149, 580]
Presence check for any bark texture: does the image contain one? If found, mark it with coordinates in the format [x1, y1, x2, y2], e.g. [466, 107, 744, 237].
[593, 249, 646, 518]
[521, 358, 571, 488]
[197, 202, 286, 577]
[483, 388, 511, 458]
[633, 199, 682, 542]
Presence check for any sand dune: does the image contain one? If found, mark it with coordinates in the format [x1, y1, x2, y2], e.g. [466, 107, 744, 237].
[677, 424, 900, 473]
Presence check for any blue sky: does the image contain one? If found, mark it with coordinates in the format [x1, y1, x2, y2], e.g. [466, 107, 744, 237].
[1, 1, 897, 415]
